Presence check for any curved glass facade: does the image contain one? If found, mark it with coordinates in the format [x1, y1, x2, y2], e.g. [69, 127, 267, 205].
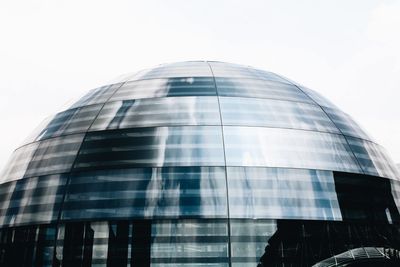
[0, 61, 399, 266]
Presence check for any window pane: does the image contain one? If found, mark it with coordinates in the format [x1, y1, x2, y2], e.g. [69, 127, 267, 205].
[23, 134, 85, 178]
[109, 77, 217, 102]
[220, 97, 339, 133]
[151, 220, 229, 266]
[74, 126, 224, 170]
[227, 167, 341, 220]
[209, 62, 288, 83]
[61, 167, 227, 220]
[224, 126, 362, 172]
[69, 83, 122, 109]
[90, 96, 220, 131]
[215, 77, 313, 103]
[347, 137, 400, 180]
[0, 174, 67, 227]
[29, 104, 102, 141]
[323, 107, 372, 140]
[230, 219, 277, 267]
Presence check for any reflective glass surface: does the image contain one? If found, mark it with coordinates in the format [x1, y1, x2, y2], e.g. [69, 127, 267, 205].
[31, 104, 102, 141]
[227, 167, 341, 220]
[323, 106, 372, 140]
[109, 77, 217, 102]
[224, 126, 362, 172]
[209, 62, 289, 83]
[347, 137, 400, 179]
[215, 77, 313, 103]
[1, 61, 399, 266]
[62, 167, 227, 220]
[297, 86, 338, 108]
[0, 174, 67, 226]
[69, 83, 122, 109]
[23, 134, 85, 178]
[0, 142, 39, 183]
[90, 96, 220, 130]
[220, 97, 339, 133]
[74, 126, 224, 170]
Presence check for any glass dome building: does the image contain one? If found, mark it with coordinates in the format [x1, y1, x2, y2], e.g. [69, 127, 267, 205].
[0, 61, 399, 267]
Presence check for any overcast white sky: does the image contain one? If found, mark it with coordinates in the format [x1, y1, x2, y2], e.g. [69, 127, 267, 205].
[0, 0, 399, 170]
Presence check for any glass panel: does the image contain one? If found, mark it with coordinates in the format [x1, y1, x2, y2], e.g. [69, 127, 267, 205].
[220, 97, 339, 133]
[90, 96, 220, 131]
[227, 167, 342, 220]
[215, 77, 313, 103]
[323, 107, 372, 140]
[230, 219, 277, 267]
[224, 126, 362, 173]
[109, 77, 217, 102]
[28, 104, 102, 141]
[209, 62, 289, 83]
[347, 137, 400, 180]
[74, 126, 224, 170]
[69, 83, 122, 109]
[128, 61, 213, 80]
[151, 220, 229, 266]
[61, 167, 227, 220]
[0, 174, 67, 227]
[334, 172, 400, 222]
[0, 142, 39, 183]
[298, 86, 338, 108]
[22, 134, 85, 178]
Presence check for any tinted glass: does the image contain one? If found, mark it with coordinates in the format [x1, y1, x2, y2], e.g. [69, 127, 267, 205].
[0, 174, 67, 227]
[32, 104, 102, 141]
[227, 167, 341, 220]
[323, 106, 372, 140]
[109, 77, 217, 101]
[220, 97, 339, 133]
[347, 137, 400, 180]
[215, 78, 313, 103]
[90, 96, 220, 131]
[297, 86, 338, 108]
[69, 83, 122, 109]
[0, 142, 40, 183]
[62, 167, 227, 220]
[224, 126, 362, 172]
[23, 134, 85, 178]
[74, 126, 224, 170]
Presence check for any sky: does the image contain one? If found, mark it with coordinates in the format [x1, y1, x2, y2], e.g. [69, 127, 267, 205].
[0, 0, 399, 170]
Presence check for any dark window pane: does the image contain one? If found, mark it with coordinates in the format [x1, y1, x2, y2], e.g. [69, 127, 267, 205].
[74, 127, 224, 170]
[62, 167, 227, 220]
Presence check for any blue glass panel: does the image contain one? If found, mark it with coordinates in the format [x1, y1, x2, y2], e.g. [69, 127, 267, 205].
[62, 167, 227, 219]
[347, 137, 400, 180]
[0, 174, 67, 227]
[74, 126, 224, 170]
